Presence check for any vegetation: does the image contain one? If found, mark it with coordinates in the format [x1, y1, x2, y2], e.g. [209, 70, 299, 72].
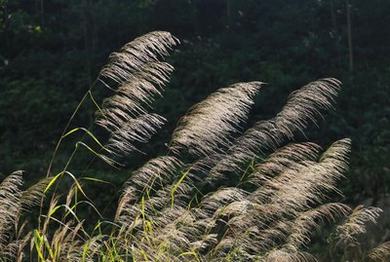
[1, 1, 389, 201]
[0, 31, 388, 261]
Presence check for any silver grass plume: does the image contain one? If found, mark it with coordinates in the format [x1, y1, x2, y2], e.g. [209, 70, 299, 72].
[336, 205, 382, 245]
[275, 78, 341, 138]
[285, 203, 351, 249]
[120, 157, 223, 227]
[251, 139, 351, 212]
[198, 187, 248, 216]
[0, 172, 53, 260]
[170, 82, 263, 156]
[105, 113, 166, 157]
[0, 232, 31, 261]
[368, 241, 390, 262]
[125, 156, 183, 192]
[20, 177, 52, 209]
[262, 249, 317, 262]
[96, 31, 179, 159]
[96, 63, 173, 133]
[205, 78, 342, 182]
[0, 171, 23, 248]
[98, 31, 179, 88]
[116, 157, 235, 234]
[115, 156, 183, 222]
[247, 142, 322, 187]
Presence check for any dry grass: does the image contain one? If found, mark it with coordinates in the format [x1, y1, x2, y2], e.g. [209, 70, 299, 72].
[0, 31, 388, 261]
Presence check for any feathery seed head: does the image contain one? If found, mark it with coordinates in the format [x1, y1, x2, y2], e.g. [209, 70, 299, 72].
[170, 81, 263, 157]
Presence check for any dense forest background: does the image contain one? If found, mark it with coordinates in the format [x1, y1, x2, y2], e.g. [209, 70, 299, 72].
[0, 0, 388, 211]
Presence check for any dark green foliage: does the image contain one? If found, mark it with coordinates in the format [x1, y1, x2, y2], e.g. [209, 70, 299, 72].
[0, 1, 389, 255]
[0, 0, 388, 212]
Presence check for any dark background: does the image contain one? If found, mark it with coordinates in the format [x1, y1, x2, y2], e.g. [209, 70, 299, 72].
[0, 0, 389, 210]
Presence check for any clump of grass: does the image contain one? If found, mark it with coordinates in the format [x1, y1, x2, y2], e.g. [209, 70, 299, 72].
[0, 31, 388, 261]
